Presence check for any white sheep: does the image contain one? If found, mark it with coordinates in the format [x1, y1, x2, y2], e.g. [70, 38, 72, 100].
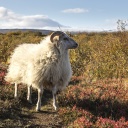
[5, 31, 78, 111]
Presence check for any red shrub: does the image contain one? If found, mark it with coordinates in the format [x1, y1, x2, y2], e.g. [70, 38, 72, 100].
[58, 78, 128, 127]
[0, 64, 9, 85]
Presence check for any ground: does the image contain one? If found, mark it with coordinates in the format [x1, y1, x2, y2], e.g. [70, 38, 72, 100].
[0, 85, 64, 128]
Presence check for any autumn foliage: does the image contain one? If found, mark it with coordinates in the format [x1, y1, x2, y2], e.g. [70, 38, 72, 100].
[0, 31, 128, 127]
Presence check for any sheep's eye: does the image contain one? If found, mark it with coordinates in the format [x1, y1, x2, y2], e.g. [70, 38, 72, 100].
[63, 38, 68, 41]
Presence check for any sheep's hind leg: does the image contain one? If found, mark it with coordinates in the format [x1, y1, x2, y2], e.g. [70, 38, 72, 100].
[36, 87, 43, 111]
[52, 86, 58, 111]
[27, 86, 32, 103]
[14, 83, 18, 99]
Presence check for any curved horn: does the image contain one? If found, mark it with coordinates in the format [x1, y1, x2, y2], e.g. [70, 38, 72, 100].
[50, 31, 64, 43]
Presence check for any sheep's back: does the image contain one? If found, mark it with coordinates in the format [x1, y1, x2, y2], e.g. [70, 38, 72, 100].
[10, 44, 37, 64]
[5, 44, 38, 83]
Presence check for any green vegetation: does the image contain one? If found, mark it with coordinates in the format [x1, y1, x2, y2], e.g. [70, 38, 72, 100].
[0, 31, 128, 127]
[70, 32, 128, 80]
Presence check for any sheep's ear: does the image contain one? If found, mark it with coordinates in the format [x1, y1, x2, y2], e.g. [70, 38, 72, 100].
[50, 31, 64, 43]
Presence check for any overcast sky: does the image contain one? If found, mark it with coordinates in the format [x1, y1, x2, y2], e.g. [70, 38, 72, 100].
[0, 0, 127, 31]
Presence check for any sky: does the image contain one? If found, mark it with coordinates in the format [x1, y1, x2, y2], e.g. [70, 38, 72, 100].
[0, 0, 128, 31]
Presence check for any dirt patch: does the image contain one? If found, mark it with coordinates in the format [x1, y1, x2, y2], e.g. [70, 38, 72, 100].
[30, 111, 62, 128]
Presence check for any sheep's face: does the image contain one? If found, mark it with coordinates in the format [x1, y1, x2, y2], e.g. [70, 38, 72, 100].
[60, 34, 78, 49]
[50, 31, 78, 50]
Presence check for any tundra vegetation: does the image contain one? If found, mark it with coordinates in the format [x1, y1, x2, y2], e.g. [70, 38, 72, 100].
[0, 31, 128, 127]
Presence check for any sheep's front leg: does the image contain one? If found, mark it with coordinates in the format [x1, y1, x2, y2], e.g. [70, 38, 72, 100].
[52, 86, 58, 111]
[27, 86, 32, 103]
[14, 83, 18, 99]
[36, 87, 43, 111]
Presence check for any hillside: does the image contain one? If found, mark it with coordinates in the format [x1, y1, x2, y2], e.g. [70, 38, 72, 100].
[0, 29, 53, 35]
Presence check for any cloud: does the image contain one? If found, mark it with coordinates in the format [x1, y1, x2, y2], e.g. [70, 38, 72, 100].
[62, 8, 89, 13]
[0, 7, 64, 29]
[104, 19, 118, 30]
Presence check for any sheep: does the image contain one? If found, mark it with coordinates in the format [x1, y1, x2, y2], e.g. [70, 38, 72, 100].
[5, 31, 78, 111]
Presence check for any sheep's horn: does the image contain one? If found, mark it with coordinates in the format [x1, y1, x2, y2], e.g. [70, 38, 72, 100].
[50, 31, 64, 43]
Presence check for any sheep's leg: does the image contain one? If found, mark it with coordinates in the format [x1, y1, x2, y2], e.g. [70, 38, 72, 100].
[53, 93, 58, 111]
[52, 86, 58, 111]
[27, 86, 32, 103]
[14, 83, 18, 99]
[36, 87, 43, 111]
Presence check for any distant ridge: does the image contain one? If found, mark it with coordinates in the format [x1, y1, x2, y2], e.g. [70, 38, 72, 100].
[0, 29, 53, 35]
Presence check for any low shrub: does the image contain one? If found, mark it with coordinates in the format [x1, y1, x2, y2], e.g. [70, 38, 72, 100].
[58, 79, 128, 127]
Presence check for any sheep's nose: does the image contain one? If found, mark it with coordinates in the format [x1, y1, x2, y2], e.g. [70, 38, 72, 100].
[74, 43, 78, 48]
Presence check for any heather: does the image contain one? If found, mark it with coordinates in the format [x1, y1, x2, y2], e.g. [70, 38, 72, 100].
[0, 31, 128, 127]
[58, 78, 128, 127]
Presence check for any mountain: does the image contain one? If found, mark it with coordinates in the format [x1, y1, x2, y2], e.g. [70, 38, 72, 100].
[0, 29, 53, 35]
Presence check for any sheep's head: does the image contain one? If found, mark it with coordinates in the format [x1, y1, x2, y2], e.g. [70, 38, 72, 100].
[50, 31, 78, 50]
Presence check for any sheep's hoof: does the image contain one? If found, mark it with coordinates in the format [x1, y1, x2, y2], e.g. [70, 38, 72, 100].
[36, 109, 40, 112]
[54, 107, 59, 112]
[14, 96, 19, 100]
[27, 100, 32, 104]
[53, 104, 59, 111]
[36, 107, 41, 112]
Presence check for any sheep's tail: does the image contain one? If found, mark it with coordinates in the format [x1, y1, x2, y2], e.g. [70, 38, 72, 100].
[4, 70, 18, 83]
[4, 74, 13, 83]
